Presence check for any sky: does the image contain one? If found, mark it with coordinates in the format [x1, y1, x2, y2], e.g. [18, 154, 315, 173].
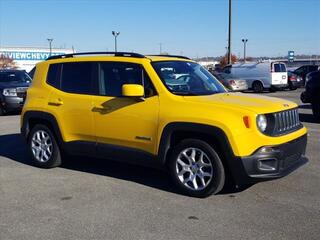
[0, 0, 319, 58]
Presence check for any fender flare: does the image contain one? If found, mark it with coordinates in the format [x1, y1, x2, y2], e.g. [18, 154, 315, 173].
[157, 122, 235, 165]
[21, 110, 64, 146]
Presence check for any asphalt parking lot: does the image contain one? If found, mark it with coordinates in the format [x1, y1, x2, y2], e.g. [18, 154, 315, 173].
[0, 88, 319, 240]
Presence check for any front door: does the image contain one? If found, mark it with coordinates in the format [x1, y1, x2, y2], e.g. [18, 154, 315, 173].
[92, 61, 159, 160]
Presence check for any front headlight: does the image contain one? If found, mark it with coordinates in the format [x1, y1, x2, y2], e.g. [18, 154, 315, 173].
[3, 88, 17, 97]
[257, 114, 267, 132]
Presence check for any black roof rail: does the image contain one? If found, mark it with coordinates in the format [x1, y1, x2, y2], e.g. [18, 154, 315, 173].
[46, 52, 146, 60]
[149, 54, 191, 60]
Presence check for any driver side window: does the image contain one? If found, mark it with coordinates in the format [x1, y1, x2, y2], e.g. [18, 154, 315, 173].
[98, 62, 156, 98]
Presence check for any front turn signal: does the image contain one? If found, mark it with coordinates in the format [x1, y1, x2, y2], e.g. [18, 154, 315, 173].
[243, 116, 250, 128]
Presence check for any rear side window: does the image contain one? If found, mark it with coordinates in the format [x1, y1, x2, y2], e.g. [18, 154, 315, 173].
[47, 64, 61, 88]
[61, 62, 94, 94]
[273, 63, 286, 72]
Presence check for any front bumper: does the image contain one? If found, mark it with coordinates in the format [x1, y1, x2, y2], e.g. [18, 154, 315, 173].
[1, 96, 25, 112]
[230, 134, 308, 185]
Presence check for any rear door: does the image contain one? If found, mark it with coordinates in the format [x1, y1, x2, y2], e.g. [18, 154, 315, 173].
[46, 62, 96, 154]
[271, 62, 287, 85]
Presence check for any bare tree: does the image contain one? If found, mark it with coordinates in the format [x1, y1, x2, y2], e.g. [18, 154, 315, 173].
[219, 54, 237, 67]
[0, 54, 18, 69]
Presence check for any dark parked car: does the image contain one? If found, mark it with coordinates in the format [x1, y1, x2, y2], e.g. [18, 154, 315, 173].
[293, 65, 319, 85]
[300, 70, 320, 121]
[287, 71, 303, 90]
[0, 69, 31, 115]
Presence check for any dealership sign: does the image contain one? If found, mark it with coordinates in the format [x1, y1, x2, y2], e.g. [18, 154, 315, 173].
[288, 51, 294, 62]
[0, 51, 65, 61]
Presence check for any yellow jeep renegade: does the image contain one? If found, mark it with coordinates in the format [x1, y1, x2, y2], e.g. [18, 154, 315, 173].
[21, 52, 308, 197]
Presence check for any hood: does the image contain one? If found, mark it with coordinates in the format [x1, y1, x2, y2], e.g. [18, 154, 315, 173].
[183, 92, 297, 114]
[0, 81, 30, 89]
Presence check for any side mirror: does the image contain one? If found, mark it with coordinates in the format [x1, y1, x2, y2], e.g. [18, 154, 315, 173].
[122, 84, 144, 97]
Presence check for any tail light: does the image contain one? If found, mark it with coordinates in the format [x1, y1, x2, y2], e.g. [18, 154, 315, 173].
[229, 80, 236, 86]
[290, 75, 297, 81]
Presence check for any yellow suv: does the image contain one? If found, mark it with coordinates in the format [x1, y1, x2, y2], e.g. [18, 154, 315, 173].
[21, 52, 308, 197]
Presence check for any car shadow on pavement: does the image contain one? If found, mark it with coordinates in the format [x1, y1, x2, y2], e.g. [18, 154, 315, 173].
[0, 133, 251, 196]
[0, 133, 29, 165]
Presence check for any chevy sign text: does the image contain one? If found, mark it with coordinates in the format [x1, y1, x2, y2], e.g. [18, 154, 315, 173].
[0, 51, 65, 61]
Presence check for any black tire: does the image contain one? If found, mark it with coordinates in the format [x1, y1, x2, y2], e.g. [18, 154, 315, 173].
[0, 106, 5, 116]
[300, 92, 307, 103]
[168, 139, 225, 198]
[27, 124, 61, 168]
[252, 81, 263, 93]
[311, 102, 320, 122]
[288, 82, 297, 90]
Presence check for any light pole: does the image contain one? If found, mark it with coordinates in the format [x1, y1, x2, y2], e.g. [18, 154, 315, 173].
[227, 0, 232, 64]
[159, 43, 162, 54]
[112, 31, 120, 52]
[242, 39, 248, 63]
[47, 38, 53, 56]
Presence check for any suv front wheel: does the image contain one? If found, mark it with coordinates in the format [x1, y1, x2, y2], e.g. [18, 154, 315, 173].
[169, 139, 225, 197]
[28, 124, 61, 168]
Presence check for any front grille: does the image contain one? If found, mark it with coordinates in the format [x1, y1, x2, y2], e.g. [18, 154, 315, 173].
[270, 108, 302, 135]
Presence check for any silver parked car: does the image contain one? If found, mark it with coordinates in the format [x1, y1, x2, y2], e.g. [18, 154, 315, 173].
[211, 71, 248, 92]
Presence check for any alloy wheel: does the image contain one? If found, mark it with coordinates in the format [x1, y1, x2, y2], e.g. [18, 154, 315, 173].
[175, 147, 213, 191]
[31, 130, 53, 162]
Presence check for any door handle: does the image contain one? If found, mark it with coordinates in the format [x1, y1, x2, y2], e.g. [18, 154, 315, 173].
[92, 105, 112, 113]
[48, 98, 63, 106]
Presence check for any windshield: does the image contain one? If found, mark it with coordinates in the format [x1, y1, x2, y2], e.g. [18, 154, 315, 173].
[152, 61, 226, 95]
[0, 71, 32, 83]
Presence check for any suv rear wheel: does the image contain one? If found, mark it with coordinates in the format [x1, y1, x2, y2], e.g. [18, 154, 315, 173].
[28, 124, 61, 168]
[169, 139, 225, 197]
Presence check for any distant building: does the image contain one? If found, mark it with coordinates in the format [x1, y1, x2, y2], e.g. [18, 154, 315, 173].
[0, 47, 74, 72]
